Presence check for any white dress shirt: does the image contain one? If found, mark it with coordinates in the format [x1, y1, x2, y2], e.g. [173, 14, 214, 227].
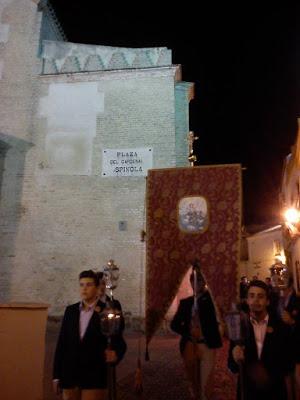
[79, 299, 98, 340]
[250, 313, 269, 359]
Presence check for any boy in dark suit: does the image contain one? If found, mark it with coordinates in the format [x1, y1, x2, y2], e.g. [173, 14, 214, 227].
[53, 270, 126, 400]
[228, 280, 293, 400]
[170, 266, 222, 400]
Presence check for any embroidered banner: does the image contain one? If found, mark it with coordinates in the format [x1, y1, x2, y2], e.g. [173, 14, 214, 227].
[145, 165, 242, 345]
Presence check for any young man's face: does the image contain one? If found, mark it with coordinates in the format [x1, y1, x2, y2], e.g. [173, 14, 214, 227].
[79, 278, 98, 302]
[247, 286, 269, 314]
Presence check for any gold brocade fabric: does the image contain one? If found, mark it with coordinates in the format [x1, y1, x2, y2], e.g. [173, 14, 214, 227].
[145, 165, 242, 345]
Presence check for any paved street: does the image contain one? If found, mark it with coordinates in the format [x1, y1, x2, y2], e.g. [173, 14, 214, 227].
[44, 321, 236, 400]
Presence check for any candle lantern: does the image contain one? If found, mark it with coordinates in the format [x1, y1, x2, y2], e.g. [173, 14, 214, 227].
[225, 303, 242, 343]
[270, 259, 290, 320]
[99, 308, 122, 337]
[269, 260, 289, 291]
[225, 304, 245, 400]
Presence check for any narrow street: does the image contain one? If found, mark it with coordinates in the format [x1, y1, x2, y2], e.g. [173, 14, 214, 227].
[44, 321, 236, 400]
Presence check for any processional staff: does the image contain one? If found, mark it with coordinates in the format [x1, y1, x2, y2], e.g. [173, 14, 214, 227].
[188, 131, 199, 166]
[225, 304, 245, 400]
[98, 259, 121, 400]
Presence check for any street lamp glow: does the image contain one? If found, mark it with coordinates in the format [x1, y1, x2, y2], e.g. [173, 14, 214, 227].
[284, 208, 300, 224]
[275, 252, 286, 265]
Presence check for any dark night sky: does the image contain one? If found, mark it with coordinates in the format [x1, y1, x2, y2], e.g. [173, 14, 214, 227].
[50, 1, 299, 226]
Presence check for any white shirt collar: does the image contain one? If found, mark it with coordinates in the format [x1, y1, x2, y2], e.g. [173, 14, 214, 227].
[79, 298, 98, 311]
[250, 313, 269, 325]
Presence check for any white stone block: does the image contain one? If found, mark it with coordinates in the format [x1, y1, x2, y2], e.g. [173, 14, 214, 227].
[0, 24, 9, 43]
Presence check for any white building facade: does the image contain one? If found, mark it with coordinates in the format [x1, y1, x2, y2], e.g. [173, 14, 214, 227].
[0, 0, 194, 315]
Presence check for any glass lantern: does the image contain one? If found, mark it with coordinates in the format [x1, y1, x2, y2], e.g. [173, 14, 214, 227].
[269, 260, 289, 291]
[103, 259, 120, 301]
[99, 306, 122, 339]
[225, 303, 242, 343]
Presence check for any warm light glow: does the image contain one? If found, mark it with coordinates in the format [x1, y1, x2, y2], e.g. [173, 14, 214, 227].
[108, 313, 115, 319]
[275, 251, 286, 265]
[284, 208, 300, 224]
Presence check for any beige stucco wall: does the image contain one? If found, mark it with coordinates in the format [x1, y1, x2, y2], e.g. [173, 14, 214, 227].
[246, 226, 284, 280]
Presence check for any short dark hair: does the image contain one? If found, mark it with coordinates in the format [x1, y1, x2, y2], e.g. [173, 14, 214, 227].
[248, 280, 269, 298]
[79, 270, 99, 286]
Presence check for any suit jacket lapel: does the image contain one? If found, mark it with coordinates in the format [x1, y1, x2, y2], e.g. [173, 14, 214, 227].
[245, 316, 259, 361]
[260, 317, 274, 361]
[74, 303, 81, 343]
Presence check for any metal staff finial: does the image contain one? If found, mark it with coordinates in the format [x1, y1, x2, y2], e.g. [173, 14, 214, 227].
[188, 131, 199, 166]
[103, 259, 120, 301]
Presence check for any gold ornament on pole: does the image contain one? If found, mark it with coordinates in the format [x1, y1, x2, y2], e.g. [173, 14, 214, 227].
[103, 259, 120, 300]
[188, 131, 199, 166]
